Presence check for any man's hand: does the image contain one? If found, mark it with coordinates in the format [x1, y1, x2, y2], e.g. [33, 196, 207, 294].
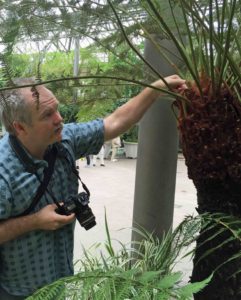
[35, 204, 76, 231]
[152, 74, 187, 92]
[103, 74, 187, 141]
[0, 204, 76, 244]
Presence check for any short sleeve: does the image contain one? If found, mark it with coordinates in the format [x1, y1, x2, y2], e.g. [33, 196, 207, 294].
[0, 177, 12, 220]
[61, 119, 105, 159]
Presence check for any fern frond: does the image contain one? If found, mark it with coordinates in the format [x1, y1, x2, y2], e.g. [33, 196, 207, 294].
[0, 54, 15, 87]
[27, 214, 212, 300]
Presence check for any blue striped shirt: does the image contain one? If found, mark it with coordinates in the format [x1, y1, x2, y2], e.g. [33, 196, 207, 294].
[0, 120, 104, 296]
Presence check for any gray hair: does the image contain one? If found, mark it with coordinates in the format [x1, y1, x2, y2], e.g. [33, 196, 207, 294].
[0, 78, 36, 134]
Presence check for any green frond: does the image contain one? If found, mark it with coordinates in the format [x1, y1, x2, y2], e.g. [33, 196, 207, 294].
[0, 54, 15, 87]
[26, 214, 215, 300]
[176, 274, 212, 299]
[25, 211, 241, 299]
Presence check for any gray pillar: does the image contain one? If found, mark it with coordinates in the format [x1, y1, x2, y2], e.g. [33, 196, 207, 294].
[132, 37, 182, 241]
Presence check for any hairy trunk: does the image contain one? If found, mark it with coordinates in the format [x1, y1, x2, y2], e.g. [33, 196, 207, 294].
[176, 76, 241, 299]
[191, 180, 241, 299]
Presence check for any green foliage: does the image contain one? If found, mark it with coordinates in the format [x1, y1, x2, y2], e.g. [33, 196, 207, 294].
[77, 83, 141, 123]
[12, 212, 241, 299]
[0, 1, 185, 123]
[1, 44, 145, 122]
[27, 214, 213, 300]
[108, 96, 141, 142]
[141, 0, 241, 100]
[3, 0, 238, 105]
[74, 45, 144, 121]
[59, 103, 79, 123]
[76, 99, 113, 122]
[7, 54, 34, 77]
[122, 125, 139, 143]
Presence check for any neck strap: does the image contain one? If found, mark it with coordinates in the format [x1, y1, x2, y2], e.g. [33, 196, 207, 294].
[9, 134, 91, 215]
[9, 135, 38, 173]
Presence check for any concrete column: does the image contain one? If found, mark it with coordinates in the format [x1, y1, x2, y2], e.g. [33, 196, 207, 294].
[132, 37, 182, 241]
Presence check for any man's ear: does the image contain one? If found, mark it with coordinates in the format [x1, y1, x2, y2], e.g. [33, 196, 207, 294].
[12, 121, 27, 136]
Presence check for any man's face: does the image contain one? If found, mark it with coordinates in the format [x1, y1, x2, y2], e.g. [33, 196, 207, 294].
[21, 86, 64, 147]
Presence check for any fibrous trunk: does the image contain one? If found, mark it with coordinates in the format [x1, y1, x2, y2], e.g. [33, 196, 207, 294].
[175, 78, 241, 299]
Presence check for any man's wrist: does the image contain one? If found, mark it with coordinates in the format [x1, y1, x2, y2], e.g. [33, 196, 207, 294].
[151, 79, 165, 90]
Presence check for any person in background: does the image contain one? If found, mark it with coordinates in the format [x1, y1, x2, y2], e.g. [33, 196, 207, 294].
[111, 136, 121, 162]
[85, 155, 91, 167]
[92, 145, 105, 166]
[0, 75, 186, 299]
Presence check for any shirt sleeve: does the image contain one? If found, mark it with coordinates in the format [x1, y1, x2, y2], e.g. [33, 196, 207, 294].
[0, 176, 12, 220]
[61, 119, 105, 159]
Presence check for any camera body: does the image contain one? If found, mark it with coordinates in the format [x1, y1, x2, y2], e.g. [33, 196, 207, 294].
[55, 192, 96, 230]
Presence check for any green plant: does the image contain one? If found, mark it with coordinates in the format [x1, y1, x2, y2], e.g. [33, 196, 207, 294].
[26, 214, 214, 300]
[122, 125, 139, 143]
[59, 103, 79, 123]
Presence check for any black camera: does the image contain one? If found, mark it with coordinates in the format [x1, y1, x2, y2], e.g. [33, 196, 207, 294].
[55, 192, 96, 230]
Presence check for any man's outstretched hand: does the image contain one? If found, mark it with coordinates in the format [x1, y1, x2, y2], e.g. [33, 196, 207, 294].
[152, 75, 188, 93]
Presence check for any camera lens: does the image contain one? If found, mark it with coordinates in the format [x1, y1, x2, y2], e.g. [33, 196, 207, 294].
[76, 206, 96, 230]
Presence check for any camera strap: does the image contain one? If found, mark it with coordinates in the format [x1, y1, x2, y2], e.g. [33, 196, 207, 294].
[9, 135, 90, 216]
[9, 135, 58, 216]
[70, 163, 90, 197]
[20, 148, 58, 216]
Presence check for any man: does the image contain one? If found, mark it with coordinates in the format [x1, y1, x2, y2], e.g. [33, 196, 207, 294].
[0, 75, 186, 299]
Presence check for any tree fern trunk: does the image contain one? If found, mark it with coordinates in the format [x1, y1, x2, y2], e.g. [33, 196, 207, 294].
[175, 76, 241, 299]
[191, 180, 241, 299]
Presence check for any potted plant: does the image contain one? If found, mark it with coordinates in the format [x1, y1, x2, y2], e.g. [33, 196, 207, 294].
[122, 125, 139, 158]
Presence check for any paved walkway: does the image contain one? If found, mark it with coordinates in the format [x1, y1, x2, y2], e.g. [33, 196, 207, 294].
[74, 154, 197, 280]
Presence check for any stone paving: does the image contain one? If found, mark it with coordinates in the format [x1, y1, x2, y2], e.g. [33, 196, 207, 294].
[73, 154, 197, 281]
